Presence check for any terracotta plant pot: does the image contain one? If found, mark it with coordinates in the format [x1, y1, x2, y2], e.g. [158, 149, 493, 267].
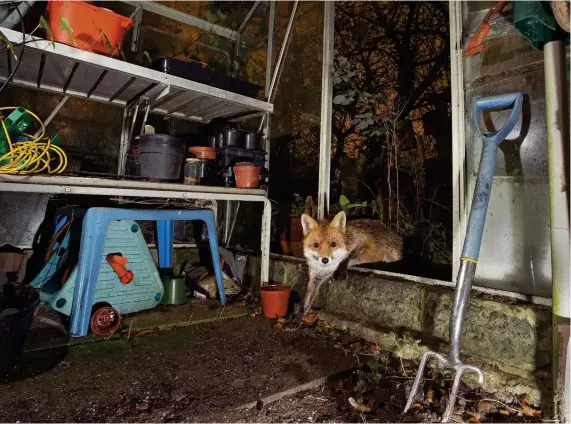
[290, 241, 304, 258]
[280, 239, 291, 255]
[233, 162, 261, 188]
[189, 146, 216, 160]
[279, 215, 305, 258]
[260, 285, 291, 319]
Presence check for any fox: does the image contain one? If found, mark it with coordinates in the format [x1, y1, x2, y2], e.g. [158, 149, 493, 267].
[287, 211, 403, 328]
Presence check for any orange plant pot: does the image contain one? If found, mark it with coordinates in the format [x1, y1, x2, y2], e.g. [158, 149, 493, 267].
[260, 285, 291, 319]
[46, 1, 133, 57]
[233, 162, 261, 188]
[189, 146, 216, 160]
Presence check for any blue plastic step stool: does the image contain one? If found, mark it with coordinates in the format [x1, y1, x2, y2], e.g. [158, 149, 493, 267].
[70, 208, 225, 337]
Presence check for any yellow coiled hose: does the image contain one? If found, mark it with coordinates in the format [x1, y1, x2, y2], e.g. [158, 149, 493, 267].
[0, 106, 67, 174]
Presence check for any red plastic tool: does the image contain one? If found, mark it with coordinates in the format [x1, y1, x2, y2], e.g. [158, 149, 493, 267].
[106, 253, 134, 284]
[464, 1, 507, 57]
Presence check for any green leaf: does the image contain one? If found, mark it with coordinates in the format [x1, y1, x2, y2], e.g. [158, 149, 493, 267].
[143, 51, 152, 65]
[205, 10, 219, 23]
[59, 17, 77, 47]
[0, 29, 17, 60]
[333, 95, 346, 104]
[40, 16, 56, 49]
[339, 195, 350, 209]
[100, 29, 113, 52]
[117, 45, 126, 61]
[216, 9, 227, 21]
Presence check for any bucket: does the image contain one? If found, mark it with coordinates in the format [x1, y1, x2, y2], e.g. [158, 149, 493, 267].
[138, 134, 185, 181]
[233, 162, 261, 188]
[46, 1, 133, 57]
[260, 285, 291, 319]
[161, 278, 187, 305]
[0, 285, 39, 378]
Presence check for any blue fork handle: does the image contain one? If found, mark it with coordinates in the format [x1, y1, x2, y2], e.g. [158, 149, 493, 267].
[473, 93, 523, 145]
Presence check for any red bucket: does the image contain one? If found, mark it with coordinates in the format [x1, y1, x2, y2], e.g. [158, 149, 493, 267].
[46, 1, 133, 57]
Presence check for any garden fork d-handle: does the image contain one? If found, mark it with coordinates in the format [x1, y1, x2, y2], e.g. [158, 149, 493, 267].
[473, 92, 523, 145]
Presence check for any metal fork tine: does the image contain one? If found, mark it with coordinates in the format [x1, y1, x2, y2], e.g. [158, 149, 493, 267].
[404, 351, 435, 412]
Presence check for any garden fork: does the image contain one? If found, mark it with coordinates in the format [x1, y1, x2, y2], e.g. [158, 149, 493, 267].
[404, 92, 524, 423]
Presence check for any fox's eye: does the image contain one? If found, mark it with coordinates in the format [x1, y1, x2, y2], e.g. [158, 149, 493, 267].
[330, 242, 336, 248]
[313, 242, 320, 248]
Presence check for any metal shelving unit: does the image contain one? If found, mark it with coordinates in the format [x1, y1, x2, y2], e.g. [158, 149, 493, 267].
[0, 2, 281, 286]
[0, 28, 273, 123]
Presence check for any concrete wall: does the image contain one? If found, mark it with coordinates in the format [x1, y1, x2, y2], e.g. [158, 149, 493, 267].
[247, 254, 552, 404]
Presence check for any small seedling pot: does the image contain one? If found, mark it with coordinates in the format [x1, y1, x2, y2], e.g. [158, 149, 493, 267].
[233, 162, 261, 188]
[260, 285, 291, 319]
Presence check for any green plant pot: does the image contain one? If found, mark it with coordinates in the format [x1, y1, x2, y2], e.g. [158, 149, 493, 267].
[161, 277, 187, 305]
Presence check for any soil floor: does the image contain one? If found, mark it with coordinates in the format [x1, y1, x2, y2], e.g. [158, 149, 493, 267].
[0, 300, 543, 423]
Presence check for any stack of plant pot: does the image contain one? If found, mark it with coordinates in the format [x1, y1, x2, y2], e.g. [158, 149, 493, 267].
[280, 196, 315, 258]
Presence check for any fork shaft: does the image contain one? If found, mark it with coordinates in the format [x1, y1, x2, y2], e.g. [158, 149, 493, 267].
[449, 260, 476, 364]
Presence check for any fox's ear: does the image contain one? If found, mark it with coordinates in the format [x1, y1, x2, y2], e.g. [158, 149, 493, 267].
[301, 214, 318, 236]
[329, 211, 347, 233]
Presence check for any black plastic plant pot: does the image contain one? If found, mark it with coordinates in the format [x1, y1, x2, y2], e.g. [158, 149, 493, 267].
[138, 134, 185, 181]
[0, 284, 39, 378]
[220, 128, 244, 148]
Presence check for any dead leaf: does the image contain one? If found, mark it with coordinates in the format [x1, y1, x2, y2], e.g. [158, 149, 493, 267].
[274, 322, 284, 328]
[352, 342, 363, 355]
[477, 400, 493, 413]
[334, 342, 343, 349]
[412, 403, 423, 410]
[58, 360, 72, 367]
[522, 405, 541, 417]
[369, 344, 382, 352]
[521, 394, 530, 405]
[468, 417, 481, 423]
[467, 411, 482, 421]
[277, 317, 287, 324]
[303, 312, 318, 326]
[133, 328, 158, 338]
[426, 389, 434, 404]
[136, 402, 149, 411]
[249, 313, 257, 318]
[348, 397, 372, 413]
[499, 409, 510, 416]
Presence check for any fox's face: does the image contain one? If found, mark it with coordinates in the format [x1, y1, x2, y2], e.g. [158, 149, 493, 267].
[301, 212, 349, 271]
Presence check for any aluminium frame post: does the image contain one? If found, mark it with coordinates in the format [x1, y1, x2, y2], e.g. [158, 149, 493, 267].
[258, 0, 299, 132]
[544, 39, 570, 422]
[317, 1, 334, 220]
[449, 0, 467, 281]
[263, 0, 275, 169]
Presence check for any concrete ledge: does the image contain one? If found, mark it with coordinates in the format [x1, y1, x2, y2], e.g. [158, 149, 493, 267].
[246, 255, 552, 401]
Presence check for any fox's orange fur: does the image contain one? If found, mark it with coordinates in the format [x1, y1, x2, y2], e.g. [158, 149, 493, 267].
[291, 211, 403, 326]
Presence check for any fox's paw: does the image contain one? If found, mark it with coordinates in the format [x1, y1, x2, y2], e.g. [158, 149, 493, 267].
[283, 316, 304, 332]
